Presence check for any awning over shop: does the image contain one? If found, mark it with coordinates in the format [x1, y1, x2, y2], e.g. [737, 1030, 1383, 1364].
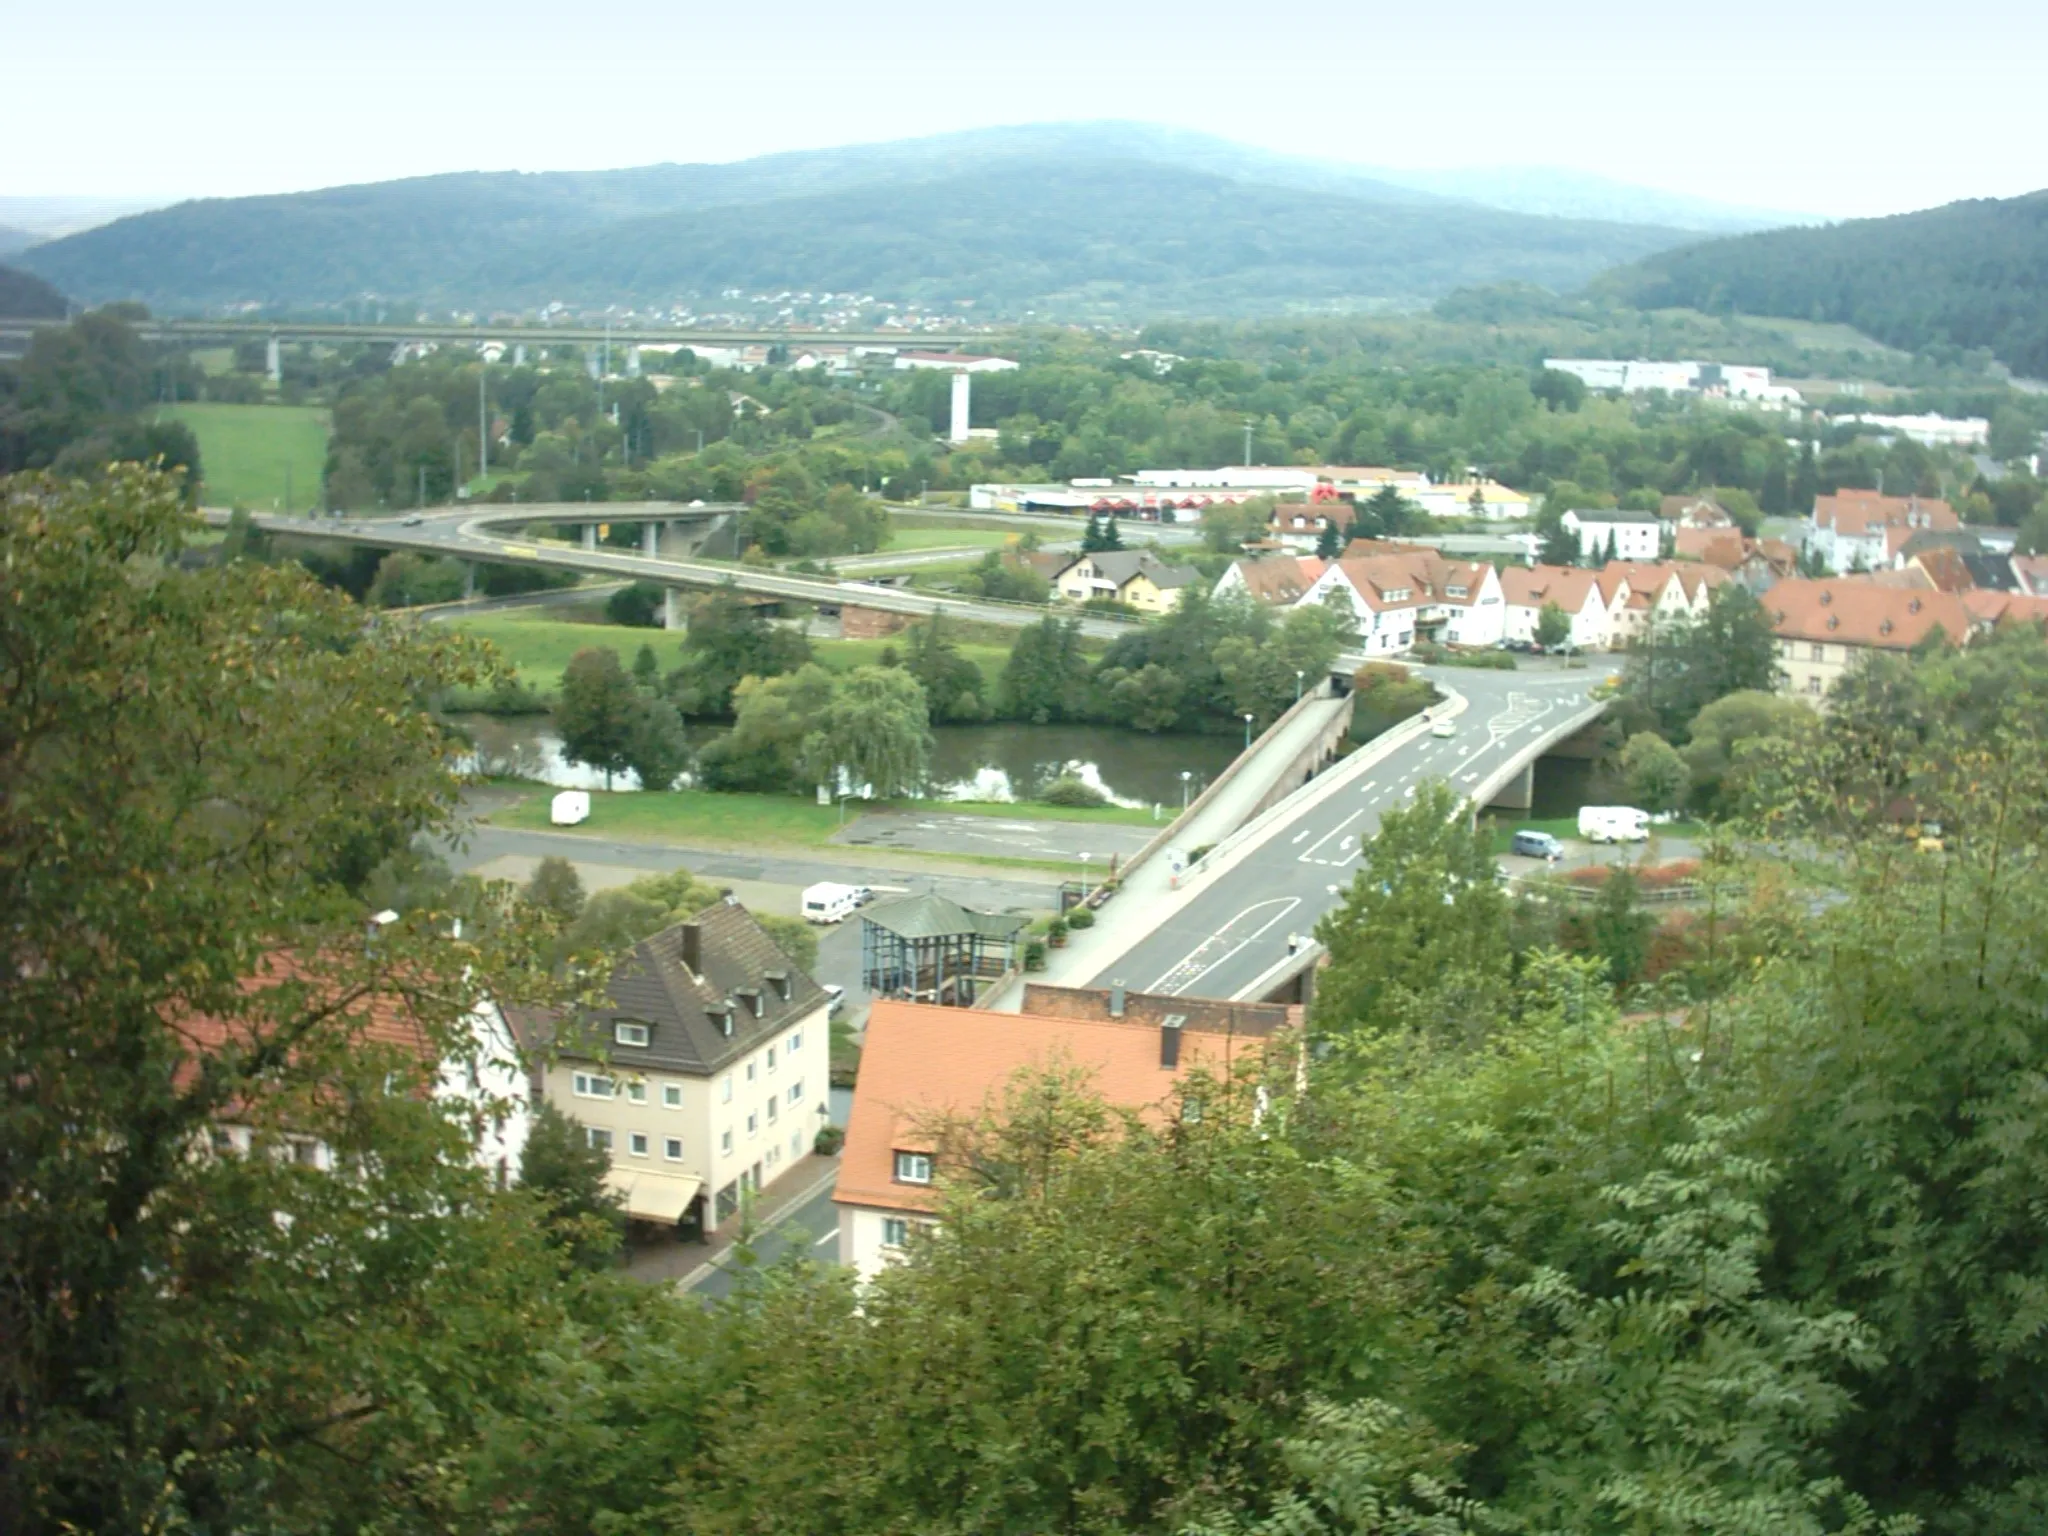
[603, 1166, 703, 1223]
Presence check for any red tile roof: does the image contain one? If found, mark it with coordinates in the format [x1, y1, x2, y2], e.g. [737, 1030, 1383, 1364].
[834, 1000, 1269, 1215]
[1814, 489, 1957, 538]
[1766, 579, 1970, 651]
[1501, 564, 1602, 612]
[1230, 555, 1328, 604]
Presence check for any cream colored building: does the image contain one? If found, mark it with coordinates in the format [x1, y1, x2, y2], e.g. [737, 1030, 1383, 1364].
[1765, 579, 1972, 702]
[1052, 549, 1201, 614]
[523, 900, 833, 1231]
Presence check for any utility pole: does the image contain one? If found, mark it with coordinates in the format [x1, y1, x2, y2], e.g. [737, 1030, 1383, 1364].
[418, 464, 426, 508]
[478, 366, 488, 479]
[1243, 418, 1254, 467]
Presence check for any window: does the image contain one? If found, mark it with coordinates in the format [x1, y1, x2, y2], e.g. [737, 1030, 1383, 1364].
[614, 1021, 650, 1048]
[766, 1096, 778, 1123]
[586, 1127, 613, 1152]
[787, 1081, 803, 1105]
[746, 1112, 758, 1138]
[720, 1129, 733, 1156]
[626, 1081, 647, 1104]
[893, 1151, 933, 1185]
[629, 1133, 648, 1158]
[788, 1030, 803, 1054]
[663, 1083, 683, 1109]
[720, 1073, 733, 1104]
[1810, 643, 1825, 661]
[766, 1045, 777, 1072]
[1808, 676, 1823, 695]
[572, 1072, 615, 1099]
[882, 1217, 911, 1248]
[1447, 584, 1468, 598]
[664, 1137, 683, 1161]
[746, 1061, 757, 1082]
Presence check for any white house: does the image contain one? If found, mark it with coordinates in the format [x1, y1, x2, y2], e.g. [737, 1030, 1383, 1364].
[1599, 560, 1730, 644]
[1501, 565, 1617, 650]
[1303, 545, 1506, 653]
[1561, 508, 1663, 562]
[1808, 490, 1959, 574]
[1213, 554, 1329, 607]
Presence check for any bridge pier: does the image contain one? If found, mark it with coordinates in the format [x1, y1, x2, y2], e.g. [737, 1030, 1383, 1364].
[265, 335, 281, 385]
[462, 562, 476, 601]
[513, 343, 526, 367]
[663, 587, 684, 630]
[582, 524, 599, 551]
[1484, 760, 1536, 812]
[642, 522, 660, 557]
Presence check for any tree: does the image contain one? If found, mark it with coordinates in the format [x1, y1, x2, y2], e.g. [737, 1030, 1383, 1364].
[1620, 731, 1690, 812]
[1313, 779, 1511, 1044]
[665, 584, 812, 717]
[1572, 865, 1653, 991]
[1680, 690, 1817, 815]
[523, 855, 587, 925]
[557, 648, 640, 789]
[1534, 601, 1573, 650]
[755, 912, 820, 972]
[1353, 483, 1418, 541]
[519, 1102, 625, 1266]
[1100, 514, 1125, 550]
[999, 614, 1090, 724]
[696, 664, 839, 792]
[1537, 509, 1581, 566]
[1624, 584, 1781, 740]
[1081, 512, 1110, 552]
[631, 641, 660, 692]
[1213, 602, 1352, 726]
[1314, 517, 1343, 559]
[1098, 662, 1186, 733]
[0, 467, 576, 1529]
[811, 665, 932, 798]
[622, 695, 690, 792]
[900, 615, 988, 722]
[606, 580, 666, 628]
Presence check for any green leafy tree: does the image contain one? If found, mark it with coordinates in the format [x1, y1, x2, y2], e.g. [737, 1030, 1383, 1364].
[1354, 483, 1419, 541]
[1680, 690, 1817, 815]
[556, 647, 639, 789]
[606, 580, 666, 628]
[899, 615, 988, 722]
[1534, 600, 1573, 650]
[755, 911, 820, 972]
[0, 466, 577, 1530]
[999, 613, 1090, 723]
[1097, 662, 1186, 733]
[1620, 730, 1690, 811]
[811, 665, 932, 798]
[695, 663, 839, 791]
[1314, 517, 1344, 559]
[1623, 584, 1782, 740]
[519, 1102, 625, 1267]
[665, 584, 813, 717]
[631, 641, 660, 692]
[623, 695, 690, 792]
[523, 855, 587, 925]
[1314, 779, 1511, 1044]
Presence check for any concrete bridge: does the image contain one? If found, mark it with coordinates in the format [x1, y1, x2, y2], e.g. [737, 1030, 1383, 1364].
[1037, 666, 1610, 1002]
[209, 505, 1142, 639]
[0, 317, 1002, 351]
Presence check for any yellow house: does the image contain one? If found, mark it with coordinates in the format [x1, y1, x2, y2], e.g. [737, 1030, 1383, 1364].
[518, 900, 833, 1233]
[1053, 550, 1200, 614]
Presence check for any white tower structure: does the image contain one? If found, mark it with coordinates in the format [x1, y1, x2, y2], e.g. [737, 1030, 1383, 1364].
[949, 371, 972, 444]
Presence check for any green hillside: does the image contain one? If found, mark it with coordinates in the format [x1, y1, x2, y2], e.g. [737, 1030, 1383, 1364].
[0, 262, 65, 318]
[18, 128, 1701, 319]
[162, 403, 329, 510]
[1597, 190, 2048, 377]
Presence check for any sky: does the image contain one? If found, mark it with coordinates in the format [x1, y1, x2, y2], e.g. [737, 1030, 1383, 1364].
[7, 0, 2046, 220]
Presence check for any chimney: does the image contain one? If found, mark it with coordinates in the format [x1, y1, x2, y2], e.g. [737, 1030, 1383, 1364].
[680, 923, 701, 974]
[1160, 1013, 1185, 1069]
[1109, 983, 1125, 1018]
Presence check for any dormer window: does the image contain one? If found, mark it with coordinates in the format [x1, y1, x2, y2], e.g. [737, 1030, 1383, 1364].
[765, 970, 791, 1001]
[1447, 584, 1468, 598]
[736, 987, 763, 1018]
[711, 1005, 734, 1038]
[614, 1021, 650, 1048]
[893, 1150, 933, 1185]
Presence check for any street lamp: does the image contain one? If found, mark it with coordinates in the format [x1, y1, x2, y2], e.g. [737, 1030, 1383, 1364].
[1243, 712, 1255, 749]
[1180, 769, 1193, 813]
[1295, 668, 1305, 702]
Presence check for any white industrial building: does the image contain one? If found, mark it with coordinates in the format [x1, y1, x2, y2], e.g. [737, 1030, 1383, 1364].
[1544, 358, 1803, 406]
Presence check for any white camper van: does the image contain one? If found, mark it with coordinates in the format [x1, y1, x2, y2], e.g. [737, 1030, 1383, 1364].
[549, 790, 591, 826]
[801, 882, 863, 924]
[1577, 805, 1650, 844]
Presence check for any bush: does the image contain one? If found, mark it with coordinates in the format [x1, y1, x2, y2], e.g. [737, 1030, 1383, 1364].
[473, 675, 549, 716]
[1064, 908, 1096, 930]
[1041, 775, 1108, 809]
[813, 1123, 845, 1157]
[1022, 939, 1048, 971]
[606, 581, 667, 628]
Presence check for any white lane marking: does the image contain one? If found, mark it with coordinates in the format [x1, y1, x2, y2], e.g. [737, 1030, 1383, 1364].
[1357, 781, 1376, 795]
[1146, 897, 1302, 996]
[1292, 828, 1312, 844]
[1298, 809, 1364, 864]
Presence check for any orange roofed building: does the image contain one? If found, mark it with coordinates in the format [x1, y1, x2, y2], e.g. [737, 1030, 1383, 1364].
[834, 993, 1282, 1280]
[1767, 578, 1972, 701]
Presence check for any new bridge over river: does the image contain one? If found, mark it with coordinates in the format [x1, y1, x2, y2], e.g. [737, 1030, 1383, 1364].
[1037, 666, 1609, 1003]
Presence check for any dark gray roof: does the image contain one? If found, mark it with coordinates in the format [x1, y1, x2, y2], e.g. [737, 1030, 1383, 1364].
[1566, 507, 1659, 524]
[536, 900, 828, 1076]
[1961, 553, 2019, 591]
[1064, 549, 1202, 589]
[860, 892, 1030, 942]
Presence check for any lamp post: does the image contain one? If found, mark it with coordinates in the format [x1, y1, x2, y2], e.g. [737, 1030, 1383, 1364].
[1243, 712, 1255, 749]
[1295, 668, 1305, 702]
[1180, 769, 1193, 813]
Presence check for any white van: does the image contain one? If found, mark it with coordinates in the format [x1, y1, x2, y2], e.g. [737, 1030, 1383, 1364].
[1578, 805, 1650, 844]
[801, 882, 863, 924]
[549, 790, 590, 826]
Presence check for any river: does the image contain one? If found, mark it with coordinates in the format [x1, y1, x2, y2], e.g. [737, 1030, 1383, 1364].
[450, 714, 1240, 809]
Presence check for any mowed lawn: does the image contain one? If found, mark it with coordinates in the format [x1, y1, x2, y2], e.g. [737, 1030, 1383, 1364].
[164, 403, 330, 511]
[449, 614, 1018, 696]
[880, 525, 1016, 552]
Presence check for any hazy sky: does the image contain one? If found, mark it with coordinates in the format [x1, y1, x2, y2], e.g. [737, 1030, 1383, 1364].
[8, 0, 2045, 218]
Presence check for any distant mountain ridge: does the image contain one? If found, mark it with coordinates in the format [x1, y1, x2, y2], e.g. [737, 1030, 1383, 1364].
[1597, 190, 2048, 377]
[0, 264, 66, 318]
[15, 123, 1759, 318]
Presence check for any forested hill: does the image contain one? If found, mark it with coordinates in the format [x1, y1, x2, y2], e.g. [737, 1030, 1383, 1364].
[1598, 189, 2048, 376]
[16, 129, 1700, 317]
[0, 263, 66, 318]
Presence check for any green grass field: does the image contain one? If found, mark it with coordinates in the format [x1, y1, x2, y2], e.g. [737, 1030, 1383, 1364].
[880, 526, 1016, 553]
[163, 403, 330, 511]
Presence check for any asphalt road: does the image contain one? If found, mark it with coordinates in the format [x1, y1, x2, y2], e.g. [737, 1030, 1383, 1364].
[690, 1179, 842, 1301]
[1088, 667, 1603, 1000]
